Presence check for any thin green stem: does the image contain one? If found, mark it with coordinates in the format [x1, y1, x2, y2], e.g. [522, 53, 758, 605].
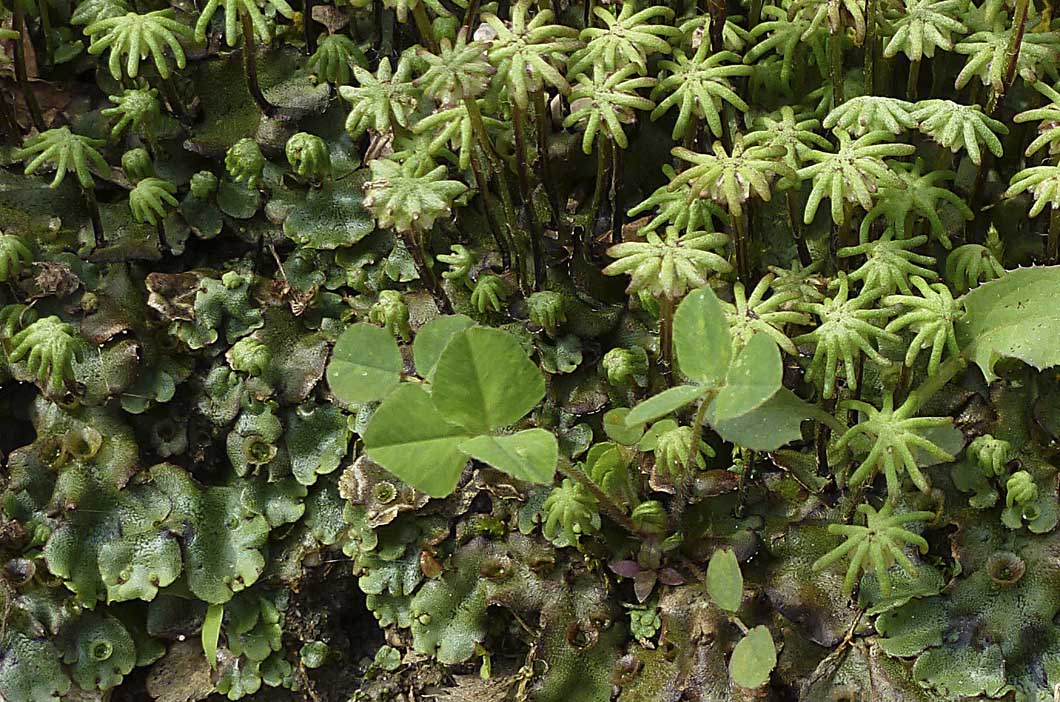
[988, 0, 1029, 114]
[37, 0, 53, 67]
[672, 392, 714, 528]
[733, 209, 751, 283]
[829, 4, 845, 106]
[411, 2, 438, 53]
[658, 295, 675, 379]
[906, 58, 920, 101]
[84, 187, 105, 250]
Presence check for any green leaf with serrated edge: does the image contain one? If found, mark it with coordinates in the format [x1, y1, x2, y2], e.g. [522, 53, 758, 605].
[430, 327, 545, 433]
[706, 388, 824, 451]
[706, 548, 743, 612]
[363, 384, 471, 497]
[713, 333, 782, 421]
[626, 385, 706, 426]
[673, 287, 732, 386]
[603, 408, 644, 445]
[730, 626, 777, 689]
[458, 429, 558, 484]
[326, 323, 403, 405]
[412, 314, 475, 381]
[957, 266, 1060, 382]
[202, 604, 224, 670]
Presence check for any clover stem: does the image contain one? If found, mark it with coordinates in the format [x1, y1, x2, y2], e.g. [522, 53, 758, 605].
[513, 102, 545, 290]
[905, 59, 920, 101]
[402, 229, 453, 313]
[241, 10, 276, 116]
[469, 146, 512, 269]
[304, 0, 318, 55]
[989, 0, 1030, 114]
[411, 3, 438, 54]
[12, 3, 45, 133]
[785, 190, 812, 267]
[83, 186, 105, 249]
[561, 460, 644, 537]
[1048, 206, 1060, 263]
[532, 89, 561, 227]
[863, 0, 877, 94]
[828, 1, 844, 106]
[733, 209, 751, 283]
[658, 295, 675, 380]
[465, 96, 524, 285]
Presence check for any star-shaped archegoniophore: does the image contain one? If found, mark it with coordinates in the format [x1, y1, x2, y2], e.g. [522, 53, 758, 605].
[836, 390, 955, 499]
[838, 232, 938, 296]
[627, 164, 729, 236]
[568, 1, 680, 76]
[340, 57, 419, 139]
[650, 44, 752, 139]
[812, 501, 935, 597]
[720, 274, 810, 355]
[362, 158, 468, 235]
[563, 64, 656, 154]
[794, 274, 898, 398]
[670, 140, 794, 219]
[908, 99, 1008, 166]
[884, 275, 961, 375]
[603, 227, 731, 300]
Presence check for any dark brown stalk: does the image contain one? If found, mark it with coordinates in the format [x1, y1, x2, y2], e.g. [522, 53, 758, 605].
[241, 11, 276, 116]
[786, 190, 812, 266]
[532, 89, 561, 226]
[988, 0, 1030, 114]
[462, 0, 482, 31]
[658, 295, 675, 379]
[84, 186, 105, 249]
[12, 2, 45, 132]
[304, 0, 317, 55]
[402, 230, 453, 313]
[513, 103, 544, 289]
[469, 146, 513, 269]
[610, 141, 624, 244]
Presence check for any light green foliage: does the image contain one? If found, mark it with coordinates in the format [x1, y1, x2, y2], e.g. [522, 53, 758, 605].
[438, 244, 474, 284]
[17, 127, 110, 189]
[706, 549, 743, 612]
[671, 140, 794, 218]
[84, 10, 192, 80]
[285, 132, 331, 180]
[307, 33, 366, 85]
[129, 177, 178, 225]
[415, 30, 494, 103]
[362, 158, 467, 234]
[837, 391, 955, 498]
[1014, 81, 1060, 157]
[339, 57, 418, 138]
[102, 87, 163, 140]
[542, 478, 600, 547]
[882, 0, 967, 61]
[812, 502, 934, 596]
[908, 99, 1007, 165]
[0, 233, 33, 282]
[839, 234, 937, 296]
[470, 274, 509, 314]
[369, 290, 412, 341]
[860, 159, 972, 246]
[651, 46, 751, 139]
[627, 164, 728, 235]
[945, 239, 1005, 292]
[884, 276, 961, 374]
[569, 2, 679, 75]
[967, 434, 1014, 477]
[9, 316, 85, 393]
[225, 138, 267, 189]
[194, 0, 295, 46]
[481, 0, 580, 110]
[797, 130, 915, 225]
[602, 346, 649, 387]
[1005, 164, 1060, 217]
[721, 274, 808, 354]
[527, 291, 567, 337]
[603, 227, 730, 299]
[953, 10, 1060, 90]
[794, 275, 898, 398]
[227, 336, 271, 376]
[823, 96, 916, 136]
[121, 147, 155, 181]
[563, 64, 656, 153]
